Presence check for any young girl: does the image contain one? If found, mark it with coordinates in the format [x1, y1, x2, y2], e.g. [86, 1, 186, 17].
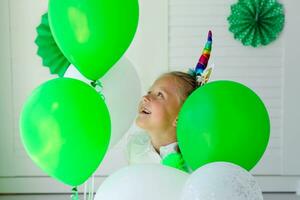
[126, 31, 213, 172]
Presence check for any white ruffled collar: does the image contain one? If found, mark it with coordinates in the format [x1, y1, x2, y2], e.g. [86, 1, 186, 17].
[150, 141, 179, 159]
[127, 126, 180, 161]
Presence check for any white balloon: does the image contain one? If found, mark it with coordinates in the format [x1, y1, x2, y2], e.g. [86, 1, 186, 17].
[64, 57, 141, 148]
[181, 162, 263, 200]
[95, 164, 189, 200]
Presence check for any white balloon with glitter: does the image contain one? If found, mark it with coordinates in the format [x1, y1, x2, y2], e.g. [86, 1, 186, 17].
[181, 162, 263, 200]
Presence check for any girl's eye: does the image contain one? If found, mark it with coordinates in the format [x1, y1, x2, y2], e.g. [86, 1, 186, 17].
[158, 92, 164, 98]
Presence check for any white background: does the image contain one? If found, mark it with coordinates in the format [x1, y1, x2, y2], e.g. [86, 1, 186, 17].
[0, 0, 300, 193]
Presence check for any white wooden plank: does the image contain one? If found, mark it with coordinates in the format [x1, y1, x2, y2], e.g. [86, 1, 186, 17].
[169, 57, 282, 68]
[8, 0, 54, 177]
[169, 0, 235, 6]
[169, 34, 283, 48]
[170, 4, 230, 16]
[170, 47, 282, 57]
[282, 0, 300, 175]
[251, 149, 281, 175]
[169, 15, 227, 26]
[0, 0, 15, 177]
[212, 68, 282, 78]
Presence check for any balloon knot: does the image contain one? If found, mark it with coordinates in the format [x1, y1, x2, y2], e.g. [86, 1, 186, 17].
[71, 186, 79, 200]
[90, 80, 105, 101]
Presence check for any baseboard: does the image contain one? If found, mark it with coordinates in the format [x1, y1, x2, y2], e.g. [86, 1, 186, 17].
[1, 175, 300, 194]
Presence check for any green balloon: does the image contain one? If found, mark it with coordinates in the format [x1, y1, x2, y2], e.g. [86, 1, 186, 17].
[177, 81, 270, 171]
[48, 0, 139, 81]
[20, 78, 111, 186]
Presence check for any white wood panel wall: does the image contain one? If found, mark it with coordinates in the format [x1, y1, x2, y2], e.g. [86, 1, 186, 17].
[1, 0, 300, 194]
[168, 0, 284, 175]
[282, 0, 300, 175]
[0, 0, 168, 193]
[0, 0, 15, 177]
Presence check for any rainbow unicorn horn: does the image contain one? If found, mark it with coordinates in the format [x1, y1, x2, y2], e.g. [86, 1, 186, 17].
[195, 30, 212, 75]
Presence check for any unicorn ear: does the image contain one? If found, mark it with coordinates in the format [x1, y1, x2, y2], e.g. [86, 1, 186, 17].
[195, 30, 212, 75]
[197, 67, 212, 86]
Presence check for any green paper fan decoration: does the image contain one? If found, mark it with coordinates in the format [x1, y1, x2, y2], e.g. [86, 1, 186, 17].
[227, 0, 285, 47]
[35, 12, 70, 77]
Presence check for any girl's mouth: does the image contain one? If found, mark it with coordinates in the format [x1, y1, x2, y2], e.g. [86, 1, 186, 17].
[140, 107, 151, 115]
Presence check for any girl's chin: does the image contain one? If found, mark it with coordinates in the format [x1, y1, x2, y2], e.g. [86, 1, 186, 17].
[135, 117, 151, 131]
[135, 117, 146, 128]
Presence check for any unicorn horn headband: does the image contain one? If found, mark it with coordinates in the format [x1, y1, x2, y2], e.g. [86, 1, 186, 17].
[188, 30, 213, 86]
[196, 30, 212, 74]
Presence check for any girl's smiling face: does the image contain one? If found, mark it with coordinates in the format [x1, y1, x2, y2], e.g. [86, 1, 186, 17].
[136, 75, 182, 134]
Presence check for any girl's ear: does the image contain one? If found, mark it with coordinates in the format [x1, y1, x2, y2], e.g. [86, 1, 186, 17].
[172, 117, 178, 127]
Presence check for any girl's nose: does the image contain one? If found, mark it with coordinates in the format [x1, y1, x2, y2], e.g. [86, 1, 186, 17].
[143, 94, 151, 102]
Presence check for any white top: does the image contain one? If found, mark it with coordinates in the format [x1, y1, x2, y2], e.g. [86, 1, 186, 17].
[125, 129, 180, 165]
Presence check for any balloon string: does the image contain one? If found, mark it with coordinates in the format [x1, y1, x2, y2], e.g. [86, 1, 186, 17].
[90, 175, 95, 200]
[91, 80, 105, 101]
[88, 175, 95, 200]
[84, 175, 95, 200]
[84, 181, 87, 200]
[71, 187, 79, 200]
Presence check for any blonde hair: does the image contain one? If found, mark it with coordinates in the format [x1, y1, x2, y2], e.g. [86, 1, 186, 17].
[161, 71, 199, 104]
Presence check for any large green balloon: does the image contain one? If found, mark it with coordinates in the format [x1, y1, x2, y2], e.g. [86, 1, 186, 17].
[177, 81, 270, 171]
[20, 78, 111, 186]
[48, 0, 139, 81]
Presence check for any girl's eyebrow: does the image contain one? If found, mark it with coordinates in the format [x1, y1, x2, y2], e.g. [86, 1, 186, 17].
[159, 86, 170, 92]
[147, 87, 169, 95]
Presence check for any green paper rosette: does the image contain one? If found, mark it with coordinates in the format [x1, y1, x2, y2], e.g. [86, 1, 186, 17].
[227, 0, 285, 47]
[35, 12, 70, 77]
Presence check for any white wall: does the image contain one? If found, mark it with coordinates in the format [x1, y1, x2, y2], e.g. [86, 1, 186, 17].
[0, 0, 168, 193]
[1, 0, 300, 193]
[167, 0, 300, 192]
[169, 0, 284, 175]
